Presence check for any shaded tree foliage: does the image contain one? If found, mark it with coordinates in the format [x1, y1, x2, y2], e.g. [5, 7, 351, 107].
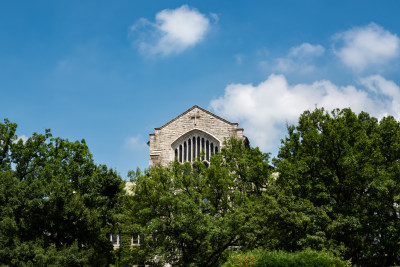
[121, 138, 332, 266]
[121, 138, 273, 266]
[274, 108, 400, 266]
[0, 119, 124, 266]
[222, 248, 349, 267]
[121, 108, 400, 266]
[3, 107, 397, 266]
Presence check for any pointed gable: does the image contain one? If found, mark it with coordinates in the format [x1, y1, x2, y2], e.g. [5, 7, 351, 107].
[156, 105, 237, 130]
[148, 105, 244, 167]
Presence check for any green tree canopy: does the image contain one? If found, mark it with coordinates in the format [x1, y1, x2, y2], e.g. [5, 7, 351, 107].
[121, 138, 333, 266]
[0, 119, 124, 266]
[122, 138, 275, 266]
[274, 108, 400, 266]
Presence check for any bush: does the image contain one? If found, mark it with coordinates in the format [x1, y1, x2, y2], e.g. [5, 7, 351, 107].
[223, 249, 350, 267]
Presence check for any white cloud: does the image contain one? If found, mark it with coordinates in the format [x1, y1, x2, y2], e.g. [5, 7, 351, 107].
[334, 23, 400, 71]
[210, 74, 400, 152]
[360, 75, 400, 116]
[274, 58, 316, 74]
[273, 43, 325, 73]
[13, 135, 29, 144]
[125, 135, 147, 151]
[288, 43, 325, 58]
[211, 23, 400, 152]
[131, 5, 213, 56]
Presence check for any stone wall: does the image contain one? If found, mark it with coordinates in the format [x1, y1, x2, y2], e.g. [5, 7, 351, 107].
[148, 105, 244, 166]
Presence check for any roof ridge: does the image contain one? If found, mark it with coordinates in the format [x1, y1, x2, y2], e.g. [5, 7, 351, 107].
[155, 105, 236, 130]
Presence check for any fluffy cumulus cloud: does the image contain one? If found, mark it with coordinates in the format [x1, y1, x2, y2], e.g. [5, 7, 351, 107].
[334, 23, 400, 71]
[210, 74, 400, 152]
[360, 75, 400, 116]
[209, 23, 400, 153]
[274, 43, 325, 73]
[131, 5, 213, 56]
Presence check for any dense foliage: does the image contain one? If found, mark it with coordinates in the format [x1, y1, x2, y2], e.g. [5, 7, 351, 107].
[120, 138, 274, 266]
[223, 249, 349, 267]
[3, 107, 400, 266]
[120, 138, 336, 266]
[120, 108, 400, 266]
[0, 119, 124, 266]
[274, 108, 400, 266]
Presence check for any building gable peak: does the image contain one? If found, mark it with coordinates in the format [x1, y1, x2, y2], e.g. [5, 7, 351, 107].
[155, 105, 237, 130]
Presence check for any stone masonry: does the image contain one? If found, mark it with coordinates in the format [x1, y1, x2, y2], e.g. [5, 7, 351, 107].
[148, 105, 244, 167]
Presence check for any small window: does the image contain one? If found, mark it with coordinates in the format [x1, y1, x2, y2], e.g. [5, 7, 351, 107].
[132, 234, 139, 245]
[111, 233, 120, 245]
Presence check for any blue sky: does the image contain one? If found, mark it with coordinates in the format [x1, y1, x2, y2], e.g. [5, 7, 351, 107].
[1, 1, 400, 178]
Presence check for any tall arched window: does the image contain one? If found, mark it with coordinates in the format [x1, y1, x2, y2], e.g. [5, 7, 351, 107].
[192, 137, 196, 160]
[184, 141, 187, 161]
[201, 138, 205, 160]
[206, 140, 209, 161]
[197, 136, 200, 158]
[188, 139, 191, 162]
[171, 129, 221, 164]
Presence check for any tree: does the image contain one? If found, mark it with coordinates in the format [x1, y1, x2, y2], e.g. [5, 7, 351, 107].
[0, 119, 125, 266]
[122, 138, 275, 266]
[121, 137, 341, 266]
[274, 108, 400, 266]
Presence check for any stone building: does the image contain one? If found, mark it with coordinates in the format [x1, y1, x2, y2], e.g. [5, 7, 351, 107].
[111, 106, 246, 249]
[148, 105, 245, 167]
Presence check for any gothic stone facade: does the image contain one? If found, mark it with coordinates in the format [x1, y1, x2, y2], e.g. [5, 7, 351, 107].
[148, 105, 244, 167]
